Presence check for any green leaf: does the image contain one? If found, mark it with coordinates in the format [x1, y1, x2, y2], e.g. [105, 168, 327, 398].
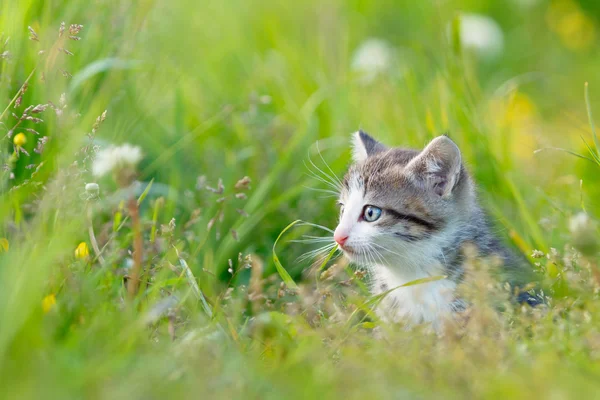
[137, 179, 154, 206]
[581, 136, 600, 166]
[272, 220, 301, 290]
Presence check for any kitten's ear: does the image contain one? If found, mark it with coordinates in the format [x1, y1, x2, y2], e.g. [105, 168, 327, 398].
[405, 136, 462, 198]
[351, 130, 387, 163]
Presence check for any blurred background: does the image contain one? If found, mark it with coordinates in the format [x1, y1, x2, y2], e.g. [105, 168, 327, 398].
[1, 0, 600, 397]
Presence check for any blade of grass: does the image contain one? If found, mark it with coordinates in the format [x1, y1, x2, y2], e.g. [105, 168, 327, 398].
[318, 244, 338, 271]
[451, 13, 462, 57]
[344, 266, 369, 294]
[142, 107, 232, 175]
[584, 82, 600, 158]
[504, 177, 547, 251]
[580, 179, 586, 213]
[272, 220, 302, 290]
[150, 197, 162, 243]
[533, 147, 595, 163]
[174, 246, 213, 318]
[580, 136, 600, 166]
[344, 275, 448, 330]
[0, 68, 35, 123]
[137, 179, 154, 206]
[315, 244, 340, 289]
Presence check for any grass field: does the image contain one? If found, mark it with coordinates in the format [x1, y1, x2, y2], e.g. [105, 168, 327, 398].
[1, 0, 600, 398]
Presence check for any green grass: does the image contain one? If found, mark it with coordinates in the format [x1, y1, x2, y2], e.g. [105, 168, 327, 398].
[1, 0, 600, 398]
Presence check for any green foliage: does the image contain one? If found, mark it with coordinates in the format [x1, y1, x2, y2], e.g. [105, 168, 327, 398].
[1, 0, 600, 398]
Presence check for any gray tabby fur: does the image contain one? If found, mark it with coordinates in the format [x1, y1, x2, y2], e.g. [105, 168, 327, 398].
[335, 130, 532, 330]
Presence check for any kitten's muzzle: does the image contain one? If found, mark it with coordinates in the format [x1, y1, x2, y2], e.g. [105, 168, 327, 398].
[333, 229, 349, 247]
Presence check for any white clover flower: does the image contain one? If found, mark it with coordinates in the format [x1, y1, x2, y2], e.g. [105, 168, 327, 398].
[569, 212, 591, 234]
[459, 13, 504, 59]
[569, 212, 598, 256]
[85, 182, 99, 194]
[351, 38, 393, 83]
[92, 143, 143, 178]
[84, 182, 100, 200]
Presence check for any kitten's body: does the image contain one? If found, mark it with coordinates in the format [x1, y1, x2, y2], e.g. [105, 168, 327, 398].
[334, 131, 532, 330]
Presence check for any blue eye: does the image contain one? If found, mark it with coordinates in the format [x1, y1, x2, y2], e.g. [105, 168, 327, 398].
[363, 205, 382, 222]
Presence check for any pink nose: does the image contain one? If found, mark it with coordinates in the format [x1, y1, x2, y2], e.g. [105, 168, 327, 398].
[334, 230, 349, 247]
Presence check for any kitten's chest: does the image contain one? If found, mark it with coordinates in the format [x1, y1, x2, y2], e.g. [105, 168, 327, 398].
[371, 265, 457, 328]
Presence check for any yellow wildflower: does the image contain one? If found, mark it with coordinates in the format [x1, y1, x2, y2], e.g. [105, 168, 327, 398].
[0, 238, 8, 252]
[75, 242, 90, 259]
[42, 294, 56, 313]
[13, 133, 26, 147]
[547, 0, 596, 51]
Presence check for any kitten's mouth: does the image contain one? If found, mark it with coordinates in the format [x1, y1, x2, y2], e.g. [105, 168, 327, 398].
[339, 245, 357, 256]
[341, 246, 386, 265]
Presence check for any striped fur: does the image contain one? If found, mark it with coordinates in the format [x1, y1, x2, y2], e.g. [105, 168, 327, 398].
[334, 131, 532, 331]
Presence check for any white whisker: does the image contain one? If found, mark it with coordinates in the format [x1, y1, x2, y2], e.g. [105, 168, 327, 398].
[297, 221, 334, 234]
[305, 150, 343, 193]
[297, 242, 337, 263]
[307, 151, 341, 190]
[290, 236, 334, 244]
[303, 186, 339, 197]
[368, 243, 386, 265]
[316, 141, 344, 188]
[371, 241, 407, 259]
[303, 168, 341, 192]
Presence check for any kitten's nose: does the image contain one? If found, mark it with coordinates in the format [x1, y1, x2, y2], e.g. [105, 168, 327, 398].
[334, 230, 349, 247]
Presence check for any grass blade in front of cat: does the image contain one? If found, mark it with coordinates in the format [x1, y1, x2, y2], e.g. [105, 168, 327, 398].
[272, 220, 302, 290]
[318, 244, 339, 271]
[344, 275, 448, 330]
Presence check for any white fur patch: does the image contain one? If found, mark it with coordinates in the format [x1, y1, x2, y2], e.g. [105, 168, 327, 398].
[336, 174, 367, 241]
[351, 131, 368, 164]
[371, 223, 461, 331]
[372, 265, 456, 331]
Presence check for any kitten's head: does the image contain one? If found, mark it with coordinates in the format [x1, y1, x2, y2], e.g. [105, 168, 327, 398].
[334, 131, 474, 266]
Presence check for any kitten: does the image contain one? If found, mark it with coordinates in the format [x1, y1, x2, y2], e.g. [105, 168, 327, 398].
[334, 131, 536, 330]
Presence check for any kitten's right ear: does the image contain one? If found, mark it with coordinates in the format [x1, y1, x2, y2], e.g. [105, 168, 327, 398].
[351, 130, 387, 163]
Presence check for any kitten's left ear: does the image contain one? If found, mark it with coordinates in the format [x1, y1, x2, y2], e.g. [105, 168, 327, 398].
[405, 136, 462, 198]
[352, 130, 387, 163]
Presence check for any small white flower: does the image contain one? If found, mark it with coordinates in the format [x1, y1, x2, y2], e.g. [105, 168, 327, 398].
[84, 182, 100, 199]
[92, 143, 143, 177]
[568, 212, 598, 255]
[531, 249, 544, 259]
[85, 182, 99, 193]
[459, 13, 504, 59]
[351, 38, 393, 82]
[569, 212, 591, 234]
